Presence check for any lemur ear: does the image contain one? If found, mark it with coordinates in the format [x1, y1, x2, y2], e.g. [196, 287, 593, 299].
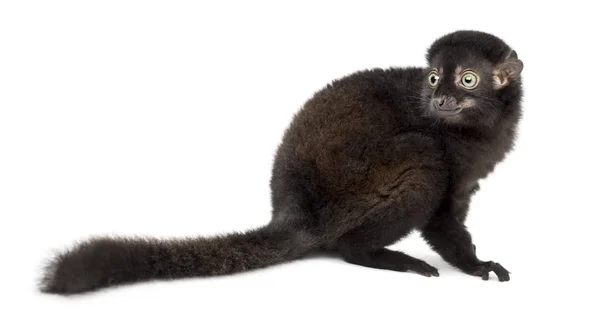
[493, 50, 523, 89]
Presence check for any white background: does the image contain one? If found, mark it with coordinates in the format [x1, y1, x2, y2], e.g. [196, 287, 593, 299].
[1, 1, 598, 313]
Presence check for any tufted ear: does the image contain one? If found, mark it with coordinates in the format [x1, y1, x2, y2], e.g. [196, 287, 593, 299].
[493, 50, 523, 89]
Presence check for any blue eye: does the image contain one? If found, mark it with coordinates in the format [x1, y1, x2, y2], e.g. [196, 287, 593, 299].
[428, 71, 440, 87]
[460, 71, 479, 89]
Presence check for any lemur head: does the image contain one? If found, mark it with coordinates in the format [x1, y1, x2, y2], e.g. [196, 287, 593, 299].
[422, 30, 523, 128]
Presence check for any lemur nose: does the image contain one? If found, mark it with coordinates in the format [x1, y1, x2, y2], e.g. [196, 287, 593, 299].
[438, 99, 446, 108]
[433, 97, 458, 111]
[433, 98, 446, 110]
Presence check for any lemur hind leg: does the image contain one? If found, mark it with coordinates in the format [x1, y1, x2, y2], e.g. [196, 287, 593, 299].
[341, 248, 439, 277]
[335, 167, 444, 278]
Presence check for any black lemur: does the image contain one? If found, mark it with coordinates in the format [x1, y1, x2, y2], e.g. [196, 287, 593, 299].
[40, 30, 523, 294]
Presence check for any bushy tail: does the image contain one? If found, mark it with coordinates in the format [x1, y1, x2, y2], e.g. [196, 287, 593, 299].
[40, 225, 315, 295]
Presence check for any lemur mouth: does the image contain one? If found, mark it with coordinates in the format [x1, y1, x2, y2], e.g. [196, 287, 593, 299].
[436, 107, 463, 116]
[431, 97, 463, 116]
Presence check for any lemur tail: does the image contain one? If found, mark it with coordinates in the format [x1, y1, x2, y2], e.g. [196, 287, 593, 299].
[40, 225, 316, 295]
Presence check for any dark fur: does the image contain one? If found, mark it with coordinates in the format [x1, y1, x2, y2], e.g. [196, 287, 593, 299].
[40, 30, 523, 294]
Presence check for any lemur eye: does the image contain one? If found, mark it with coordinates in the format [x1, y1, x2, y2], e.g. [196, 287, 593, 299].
[428, 71, 440, 88]
[460, 71, 479, 89]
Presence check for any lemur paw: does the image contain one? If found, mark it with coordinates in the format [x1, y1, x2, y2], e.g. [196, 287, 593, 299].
[468, 261, 510, 282]
[409, 260, 439, 277]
